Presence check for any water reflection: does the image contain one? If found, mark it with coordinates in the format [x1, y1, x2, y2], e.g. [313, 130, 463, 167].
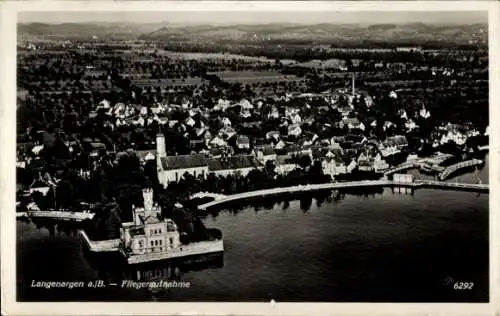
[200, 187, 384, 218]
[83, 249, 224, 297]
[22, 218, 84, 237]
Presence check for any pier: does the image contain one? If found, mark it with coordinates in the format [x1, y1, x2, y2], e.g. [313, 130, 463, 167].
[197, 179, 488, 210]
[190, 192, 227, 200]
[414, 161, 444, 173]
[416, 180, 488, 192]
[383, 162, 417, 176]
[80, 230, 120, 252]
[439, 159, 484, 180]
[19, 211, 95, 222]
[384, 155, 480, 178]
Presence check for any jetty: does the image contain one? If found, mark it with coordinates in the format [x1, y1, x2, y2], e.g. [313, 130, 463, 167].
[416, 180, 488, 192]
[383, 162, 417, 176]
[439, 159, 484, 180]
[190, 192, 227, 200]
[197, 179, 488, 210]
[80, 230, 120, 252]
[22, 211, 95, 222]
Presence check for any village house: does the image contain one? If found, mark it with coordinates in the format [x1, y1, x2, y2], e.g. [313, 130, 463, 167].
[31, 144, 44, 156]
[89, 142, 107, 158]
[387, 135, 409, 150]
[136, 149, 156, 164]
[267, 106, 280, 119]
[405, 119, 419, 131]
[208, 147, 223, 158]
[347, 159, 357, 173]
[288, 124, 302, 137]
[221, 117, 232, 127]
[255, 145, 277, 164]
[379, 135, 407, 157]
[275, 139, 287, 151]
[340, 117, 365, 131]
[274, 154, 298, 175]
[290, 112, 302, 125]
[357, 151, 374, 172]
[419, 105, 431, 119]
[208, 155, 263, 177]
[266, 131, 280, 142]
[209, 135, 227, 148]
[236, 135, 251, 150]
[29, 179, 51, 196]
[373, 153, 390, 172]
[439, 129, 467, 146]
[220, 126, 237, 139]
[240, 99, 254, 111]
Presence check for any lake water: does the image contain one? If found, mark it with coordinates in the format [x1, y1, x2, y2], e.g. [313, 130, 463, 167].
[17, 157, 489, 302]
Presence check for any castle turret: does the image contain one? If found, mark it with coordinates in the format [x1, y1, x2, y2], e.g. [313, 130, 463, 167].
[132, 204, 144, 226]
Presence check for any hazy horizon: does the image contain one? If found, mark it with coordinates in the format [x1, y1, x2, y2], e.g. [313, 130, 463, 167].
[18, 11, 487, 25]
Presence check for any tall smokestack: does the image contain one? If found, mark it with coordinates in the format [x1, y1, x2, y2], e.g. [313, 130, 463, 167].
[351, 72, 355, 97]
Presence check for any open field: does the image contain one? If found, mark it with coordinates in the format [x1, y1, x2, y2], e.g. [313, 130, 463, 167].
[208, 71, 299, 83]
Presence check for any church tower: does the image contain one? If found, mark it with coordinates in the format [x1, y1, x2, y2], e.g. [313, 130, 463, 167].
[156, 133, 166, 159]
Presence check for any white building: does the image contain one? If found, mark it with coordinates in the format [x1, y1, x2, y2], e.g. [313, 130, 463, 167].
[156, 134, 209, 186]
[120, 189, 180, 255]
[419, 105, 431, 119]
[288, 124, 302, 137]
[347, 159, 357, 173]
[274, 155, 298, 175]
[268, 107, 280, 119]
[255, 146, 277, 164]
[373, 153, 390, 172]
[440, 130, 467, 146]
[405, 119, 418, 131]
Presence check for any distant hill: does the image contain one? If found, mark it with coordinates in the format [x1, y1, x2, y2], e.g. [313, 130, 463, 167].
[139, 22, 487, 44]
[18, 22, 162, 40]
[18, 22, 487, 46]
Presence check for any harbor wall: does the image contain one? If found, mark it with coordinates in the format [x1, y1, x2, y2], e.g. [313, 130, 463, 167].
[80, 230, 120, 252]
[27, 211, 95, 221]
[127, 239, 224, 264]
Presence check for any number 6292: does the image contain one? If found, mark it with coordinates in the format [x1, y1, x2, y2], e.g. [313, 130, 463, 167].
[453, 282, 474, 290]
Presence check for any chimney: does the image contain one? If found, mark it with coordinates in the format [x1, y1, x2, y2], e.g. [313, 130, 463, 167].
[351, 72, 355, 97]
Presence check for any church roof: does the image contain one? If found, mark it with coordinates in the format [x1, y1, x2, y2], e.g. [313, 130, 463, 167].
[208, 155, 263, 171]
[160, 154, 208, 170]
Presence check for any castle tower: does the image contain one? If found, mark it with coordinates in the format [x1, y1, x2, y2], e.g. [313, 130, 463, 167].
[143, 188, 154, 212]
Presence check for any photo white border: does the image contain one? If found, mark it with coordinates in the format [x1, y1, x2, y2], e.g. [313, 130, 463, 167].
[1, 1, 499, 315]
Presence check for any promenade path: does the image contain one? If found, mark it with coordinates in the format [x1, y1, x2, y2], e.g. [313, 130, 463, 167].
[190, 192, 227, 200]
[439, 159, 484, 180]
[198, 180, 488, 210]
[383, 154, 453, 176]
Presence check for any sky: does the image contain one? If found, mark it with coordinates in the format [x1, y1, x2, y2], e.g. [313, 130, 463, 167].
[18, 11, 488, 25]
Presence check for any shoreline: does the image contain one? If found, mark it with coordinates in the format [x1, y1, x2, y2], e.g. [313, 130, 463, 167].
[16, 210, 95, 221]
